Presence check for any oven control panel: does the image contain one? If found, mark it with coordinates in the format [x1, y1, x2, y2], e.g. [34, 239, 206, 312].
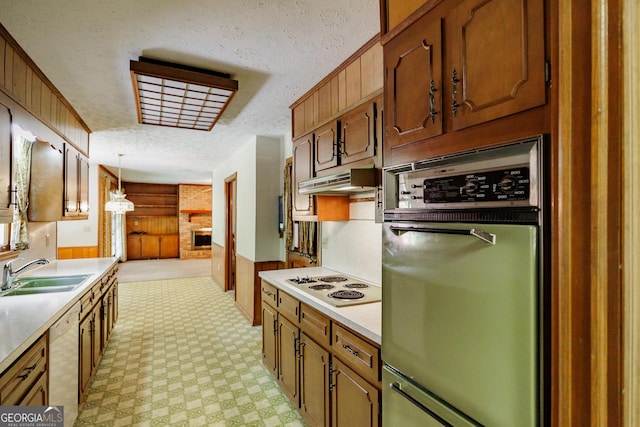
[385, 137, 542, 211]
[423, 167, 530, 204]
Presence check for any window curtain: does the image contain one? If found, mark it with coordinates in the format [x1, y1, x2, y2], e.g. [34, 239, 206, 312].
[284, 161, 294, 251]
[112, 212, 127, 261]
[10, 128, 35, 250]
[98, 173, 113, 257]
[284, 160, 317, 257]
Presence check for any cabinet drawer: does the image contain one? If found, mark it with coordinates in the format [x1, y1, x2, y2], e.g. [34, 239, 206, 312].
[0, 334, 48, 405]
[332, 324, 380, 385]
[278, 290, 300, 324]
[261, 280, 278, 307]
[300, 303, 331, 349]
[79, 288, 95, 319]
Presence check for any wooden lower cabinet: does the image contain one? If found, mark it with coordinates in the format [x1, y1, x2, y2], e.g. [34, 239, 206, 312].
[332, 358, 380, 427]
[0, 333, 48, 405]
[262, 282, 381, 426]
[277, 315, 300, 405]
[262, 301, 278, 376]
[79, 265, 119, 402]
[127, 234, 179, 259]
[79, 312, 93, 397]
[300, 332, 331, 427]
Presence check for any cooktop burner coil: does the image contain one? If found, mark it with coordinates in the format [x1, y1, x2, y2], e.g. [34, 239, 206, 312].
[309, 284, 335, 290]
[344, 283, 369, 289]
[317, 275, 348, 283]
[329, 290, 365, 300]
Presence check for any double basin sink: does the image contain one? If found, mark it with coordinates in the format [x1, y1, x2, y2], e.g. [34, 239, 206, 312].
[0, 274, 91, 297]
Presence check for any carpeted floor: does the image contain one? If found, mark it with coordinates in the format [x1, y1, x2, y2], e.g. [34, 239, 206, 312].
[75, 275, 305, 426]
[117, 259, 212, 283]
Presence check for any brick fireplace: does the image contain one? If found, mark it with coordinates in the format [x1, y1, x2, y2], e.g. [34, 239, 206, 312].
[178, 184, 212, 259]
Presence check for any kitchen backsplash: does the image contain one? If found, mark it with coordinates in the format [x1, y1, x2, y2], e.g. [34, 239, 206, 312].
[320, 198, 382, 284]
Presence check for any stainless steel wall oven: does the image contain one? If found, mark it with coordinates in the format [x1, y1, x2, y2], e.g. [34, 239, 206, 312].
[381, 135, 549, 426]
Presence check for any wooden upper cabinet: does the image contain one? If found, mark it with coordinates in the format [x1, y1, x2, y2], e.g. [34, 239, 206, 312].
[293, 103, 306, 139]
[315, 121, 339, 172]
[384, 15, 443, 149]
[64, 144, 79, 215]
[360, 42, 384, 99]
[28, 140, 63, 221]
[449, 0, 546, 130]
[292, 134, 315, 218]
[382, 0, 431, 35]
[341, 101, 376, 165]
[291, 36, 383, 140]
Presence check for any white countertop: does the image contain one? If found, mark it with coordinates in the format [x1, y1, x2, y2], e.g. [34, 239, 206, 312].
[259, 267, 381, 345]
[0, 257, 118, 373]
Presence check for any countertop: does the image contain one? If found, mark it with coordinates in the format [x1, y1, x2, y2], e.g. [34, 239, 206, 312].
[258, 267, 381, 345]
[0, 257, 119, 373]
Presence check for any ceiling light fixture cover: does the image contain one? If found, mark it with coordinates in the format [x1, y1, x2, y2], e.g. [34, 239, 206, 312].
[130, 57, 238, 131]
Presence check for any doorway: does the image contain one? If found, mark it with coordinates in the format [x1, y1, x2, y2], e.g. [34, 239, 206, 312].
[224, 173, 237, 293]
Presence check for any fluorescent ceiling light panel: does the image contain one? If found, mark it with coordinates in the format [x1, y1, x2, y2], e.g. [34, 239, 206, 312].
[130, 58, 238, 131]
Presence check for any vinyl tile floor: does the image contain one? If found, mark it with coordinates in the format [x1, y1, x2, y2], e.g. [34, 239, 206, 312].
[75, 274, 305, 426]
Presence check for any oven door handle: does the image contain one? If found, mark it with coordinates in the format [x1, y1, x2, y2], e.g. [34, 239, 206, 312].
[389, 225, 496, 245]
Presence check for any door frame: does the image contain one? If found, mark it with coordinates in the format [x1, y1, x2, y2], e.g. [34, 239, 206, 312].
[224, 173, 237, 292]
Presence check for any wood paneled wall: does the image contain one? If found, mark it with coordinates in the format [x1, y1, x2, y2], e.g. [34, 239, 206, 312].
[211, 242, 225, 290]
[0, 23, 90, 154]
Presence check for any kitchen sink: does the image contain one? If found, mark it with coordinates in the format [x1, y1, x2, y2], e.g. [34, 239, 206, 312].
[1, 274, 91, 297]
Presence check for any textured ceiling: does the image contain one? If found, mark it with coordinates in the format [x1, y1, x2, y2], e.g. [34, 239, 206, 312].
[0, 0, 379, 184]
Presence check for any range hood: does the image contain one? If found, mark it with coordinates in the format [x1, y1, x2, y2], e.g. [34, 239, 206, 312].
[298, 168, 377, 195]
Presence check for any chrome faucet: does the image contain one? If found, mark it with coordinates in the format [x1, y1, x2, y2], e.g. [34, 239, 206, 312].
[1, 258, 50, 291]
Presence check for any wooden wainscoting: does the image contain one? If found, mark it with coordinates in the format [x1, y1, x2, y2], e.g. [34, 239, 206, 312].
[57, 246, 98, 259]
[235, 254, 283, 326]
[211, 242, 225, 290]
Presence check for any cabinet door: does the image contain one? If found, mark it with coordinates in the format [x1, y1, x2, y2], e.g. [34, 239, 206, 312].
[140, 235, 160, 259]
[277, 315, 300, 406]
[79, 314, 93, 397]
[315, 121, 339, 172]
[331, 358, 380, 427]
[92, 303, 102, 371]
[262, 301, 278, 376]
[0, 104, 11, 212]
[159, 234, 179, 258]
[127, 235, 142, 260]
[299, 333, 330, 427]
[19, 374, 47, 406]
[78, 154, 89, 214]
[28, 140, 63, 221]
[449, 0, 546, 130]
[64, 144, 79, 215]
[341, 101, 376, 165]
[384, 15, 443, 148]
[292, 134, 314, 217]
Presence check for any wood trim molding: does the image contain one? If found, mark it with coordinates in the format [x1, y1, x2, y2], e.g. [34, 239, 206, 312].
[623, 0, 640, 424]
[553, 0, 624, 425]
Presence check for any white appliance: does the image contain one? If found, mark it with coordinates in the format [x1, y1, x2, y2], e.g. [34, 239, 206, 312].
[49, 302, 80, 427]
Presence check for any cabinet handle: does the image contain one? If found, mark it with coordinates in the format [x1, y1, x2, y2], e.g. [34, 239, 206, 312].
[263, 289, 273, 297]
[452, 68, 460, 117]
[429, 79, 438, 123]
[294, 337, 300, 356]
[273, 318, 278, 335]
[328, 363, 335, 392]
[341, 344, 359, 357]
[18, 364, 37, 380]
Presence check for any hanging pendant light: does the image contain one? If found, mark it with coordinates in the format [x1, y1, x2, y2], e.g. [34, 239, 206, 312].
[105, 154, 134, 214]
